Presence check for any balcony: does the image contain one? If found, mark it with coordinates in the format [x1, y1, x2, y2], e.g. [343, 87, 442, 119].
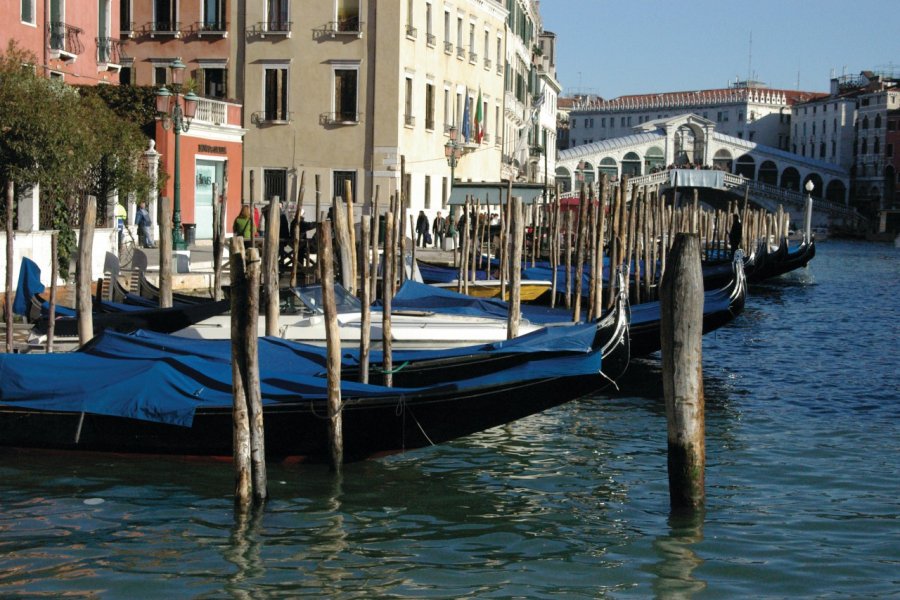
[146, 21, 182, 38]
[251, 110, 292, 126]
[194, 20, 228, 38]
[96, 37, 124, 71]
[469, 51, 477, 64]
[425, 118, 435, 130]
[482, 132, 490, 143]
[404, 114, 415, 127]
[314, 18, 363, 39]
[484, 57, 491, 69]
[119, 21, 136, 39]
[426, 33, 435, 47]
[495, 135, 502, 147]
[48, 22, 84, 61]
[456, 45, 465, 59]
[318, 112, 360, 127]
[194, 98, 229, 125]
[496, 63, 503, 75]
[444, 41, 453, 54]
[248, 20, 292, 39]
[405, 25, 417, 39]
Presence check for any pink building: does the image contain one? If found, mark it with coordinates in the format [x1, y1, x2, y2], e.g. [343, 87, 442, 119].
[1, 0, 123, 84]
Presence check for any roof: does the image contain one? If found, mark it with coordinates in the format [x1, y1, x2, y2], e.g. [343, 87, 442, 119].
[572, 87, 827, 112]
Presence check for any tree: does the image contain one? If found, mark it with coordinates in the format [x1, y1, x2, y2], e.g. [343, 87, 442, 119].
[0, 41, 152, 277]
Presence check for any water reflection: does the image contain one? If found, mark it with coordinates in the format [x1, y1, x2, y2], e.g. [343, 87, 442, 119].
[648, 510, 707, 599]
[224, 504, 265, 598]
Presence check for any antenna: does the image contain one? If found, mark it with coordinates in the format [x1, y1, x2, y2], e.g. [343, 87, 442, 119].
[747, 31, 753, 83]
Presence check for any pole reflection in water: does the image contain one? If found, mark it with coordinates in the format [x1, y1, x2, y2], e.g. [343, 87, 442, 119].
[224, 504, 265, 598]
[649, 510, 707, 598]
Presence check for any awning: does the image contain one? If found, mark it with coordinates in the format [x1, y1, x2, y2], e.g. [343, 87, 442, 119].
[448, 182, 548, 206]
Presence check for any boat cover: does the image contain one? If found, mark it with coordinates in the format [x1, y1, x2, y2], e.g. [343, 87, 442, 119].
[12, 257, 45, 316]
[0, 322, 603, 427]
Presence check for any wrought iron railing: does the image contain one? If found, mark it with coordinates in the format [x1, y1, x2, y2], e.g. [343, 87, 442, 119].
[457, 46, 465, 59]
[404, 114, 415, 127]
[320, 111, 360, 125]
[195, 20, 228, 34]
[251, 110, 292, 124]
[48, 22, 84, 57]
[405, 25, 417, 38]
[148, 20, 181, 35]
[484, 57, 491, 69]
[469, 51, 477, 63]
[96, 37, 124, 65]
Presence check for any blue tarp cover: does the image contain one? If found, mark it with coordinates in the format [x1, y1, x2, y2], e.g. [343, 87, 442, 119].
[0, 323, 602, 427]
[13, 257, 45, 316]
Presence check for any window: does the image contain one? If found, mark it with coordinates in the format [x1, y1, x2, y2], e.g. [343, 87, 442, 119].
[425, 83, 434, 130]
[263, 168, 287, 202]
[496, 36, 502, 69]
[404, 77, 413, 126]
[425, 3, 433, 44]
[424, 175, 431, 209]
[120, 0, 131, 31]
[154, 66, 167, 85]
[264, 66, 288, 121]
[875, 114, 882, 128]
[200, 67, 227, 99]
[571, 118, 576, 128]
[153, 0, 176, 31]
[266, 0, 289, 30]
[443, 87, 450, 129]
[863, 116, 869, 129]
[333, 171, 356, 201]
[874, 137, 880, 154]
[443, 10, 450, 43]
[21, 0, 35, 23]
[334, 67, 358, 122]
[456, 16, 462, 49]
[202, 0, 225, 30]
[337, 0, 359, 32]
[119, 66, 131, 85]
[887, 143, 894, 158]
[819, 142, 825, 158]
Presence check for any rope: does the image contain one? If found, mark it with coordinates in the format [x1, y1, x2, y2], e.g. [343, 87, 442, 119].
[381, 360, 410, 375]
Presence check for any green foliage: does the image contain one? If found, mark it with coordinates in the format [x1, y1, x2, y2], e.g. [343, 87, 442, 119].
[0, 40, 153, 275]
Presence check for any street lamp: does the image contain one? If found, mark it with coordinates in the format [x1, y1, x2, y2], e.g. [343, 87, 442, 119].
[444, 125, 464, 188]
[156, 57, 199, 251]
[804, 179, 815, 244]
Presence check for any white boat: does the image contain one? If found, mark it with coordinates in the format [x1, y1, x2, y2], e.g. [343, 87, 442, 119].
[171, 284, 552, 349]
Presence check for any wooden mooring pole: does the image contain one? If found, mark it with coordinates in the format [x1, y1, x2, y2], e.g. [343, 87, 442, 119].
[158, 198, 173, 308]
[507, 197, 523, 339]
[46, 232, 58, 353]
[358, 216, 371, 384]
[660, 232, 705, 512]
[76, 195, 96, 346]
[4, 181, 13, 353]
[230, 238, 267, 508]
[382, 211, 395, 388]
[318, 223, 344, 471]
[264, 196, 280, 336]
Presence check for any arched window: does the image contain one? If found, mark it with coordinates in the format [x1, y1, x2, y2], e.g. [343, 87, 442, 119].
[874, 137, 880, 154]
[875, 114, 882, 128]
[862, 138, 868, 154]
[820, 142, 826, 158]
[863, 116, 869, 130]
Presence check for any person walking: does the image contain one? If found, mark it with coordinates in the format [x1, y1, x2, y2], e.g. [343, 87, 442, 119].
[432, 211, 446, 249]
[415, 210, 430, 248]
[135, 201, 155, 248]
[233, 205, 256, 241]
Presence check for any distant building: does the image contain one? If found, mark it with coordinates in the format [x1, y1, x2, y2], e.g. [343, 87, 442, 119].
[569, 81, 823, 152]
[792, 71, 900, 216]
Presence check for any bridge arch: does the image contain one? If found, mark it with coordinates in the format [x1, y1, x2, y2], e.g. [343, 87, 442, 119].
[825, 179, 847, 204]
[735, 154, 755, 179]
[674, 124, 706, 166]
[781, 167, 800, 191]
[621, 152, 642, 177]
[713, 149, 733, 171]
[758, 160, 778, 186]
[581, 162, 596, 184]
[599, 157, 618, 180]
[555, 167, 572, 193]
[645, 146, 665, 173]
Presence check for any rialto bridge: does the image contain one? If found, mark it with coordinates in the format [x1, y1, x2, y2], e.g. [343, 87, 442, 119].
[556, 114, 860, 222]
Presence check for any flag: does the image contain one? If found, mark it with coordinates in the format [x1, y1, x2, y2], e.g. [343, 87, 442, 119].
[474, 87, 484, 144]
[461, 89, 471, 143]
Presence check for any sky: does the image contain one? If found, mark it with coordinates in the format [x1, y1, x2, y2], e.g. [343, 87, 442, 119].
[538, 0, 900, 99]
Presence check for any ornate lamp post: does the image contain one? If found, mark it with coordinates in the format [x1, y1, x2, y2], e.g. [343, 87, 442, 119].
[804, 179, 815, 243]
[444, 125, 463, 186]
[155, 57, 199, 251]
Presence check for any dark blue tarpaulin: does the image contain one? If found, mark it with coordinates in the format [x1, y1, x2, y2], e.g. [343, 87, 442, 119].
[13, 257, 45, 316]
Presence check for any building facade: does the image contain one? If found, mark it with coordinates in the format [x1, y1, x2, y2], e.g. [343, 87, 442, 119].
[568, 83, 823, 153]
[791, 71, 900, 215]
[2, 0, 123, 83]
[118, 0, 245, 241]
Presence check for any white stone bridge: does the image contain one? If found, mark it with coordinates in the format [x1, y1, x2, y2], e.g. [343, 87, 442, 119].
[556, 114, 863, 224]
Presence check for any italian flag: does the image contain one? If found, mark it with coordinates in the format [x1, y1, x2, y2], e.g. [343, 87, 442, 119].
[474, 87, 484, 144]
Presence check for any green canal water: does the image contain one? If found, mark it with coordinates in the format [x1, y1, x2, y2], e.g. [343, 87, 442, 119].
[0, 240, 897, 598]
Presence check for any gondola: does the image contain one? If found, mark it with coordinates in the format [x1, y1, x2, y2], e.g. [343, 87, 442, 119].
[0, 292, 629, 462]
[138, 271, 215, 305]
[746, 238, 815, 283]
[628, 252, 747, 356]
